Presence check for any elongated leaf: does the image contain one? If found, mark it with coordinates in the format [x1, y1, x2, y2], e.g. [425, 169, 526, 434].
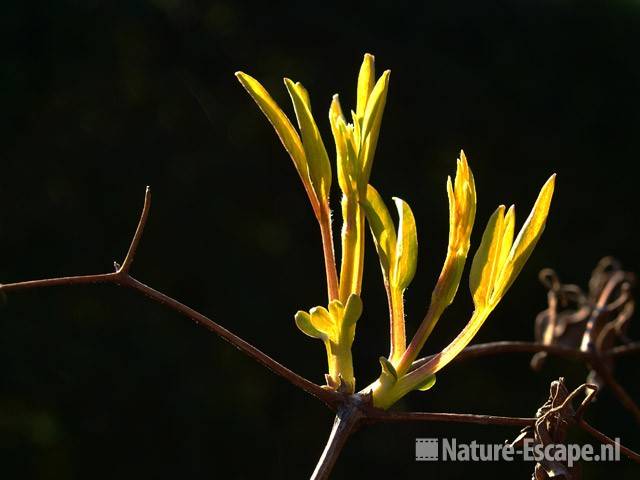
[361, 185, 396, 276]
[329, 96, 350, 195]
[235, 72, 307, 177]
[392, 197, 418, 290]
[491, 205, 515, 299]
[496, 175, 556, 299]
[360, 70, 390, 184]
[356, 54, 375, 120]
[469, 206, 505, 307]
[350, 110, 362, 152]
[284, 78, 332, 200]
[456, 152, 477, 238]
[362, 70, 391, 140]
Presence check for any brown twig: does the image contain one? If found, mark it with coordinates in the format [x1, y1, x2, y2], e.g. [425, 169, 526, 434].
[580, 271, 640, 423]
[578, 419, 640, 463]
[366, 409, 534, 427]
[607, 342, 640, 357]
[3, 189, 639, 477]
[589, 360, 640, 424]
[311, 399, 365, 480]
[410, 340, 639, 372]
[0, 187, 341, 410]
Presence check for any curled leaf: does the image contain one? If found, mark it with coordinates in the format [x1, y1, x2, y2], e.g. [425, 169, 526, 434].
[415, 374, 436, 392]
[379, 356, 398, 384]
[294, 311, 325, 339]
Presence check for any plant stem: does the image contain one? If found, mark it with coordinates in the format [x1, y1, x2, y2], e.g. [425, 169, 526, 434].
[311, 404, 363, 480]
[318, 205, 340, 302]
[338, 196, 363, 302]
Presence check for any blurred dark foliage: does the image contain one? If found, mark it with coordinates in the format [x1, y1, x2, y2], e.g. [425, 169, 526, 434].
[1, 0, 639, 478]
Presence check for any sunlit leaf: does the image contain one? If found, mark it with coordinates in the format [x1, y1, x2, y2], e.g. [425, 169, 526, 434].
[392, 197, 418, 290]
[416, 374, 436, 392]
[469, 206, 506, 307]
[361, 184, 396, 276]
[235, 72, 307, 179]
[379, 356, 398, 383]
[294, 311, 325, 339]
[284, 78, 332, 200]
[360, 70, 390, 184]
[309, 306, 334, 337]
[356, 53, 375, 120]
[495, 174, 556, 301]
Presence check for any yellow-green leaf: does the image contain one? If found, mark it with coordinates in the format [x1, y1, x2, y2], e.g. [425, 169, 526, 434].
[360, 70, 390, 185]
[362, 70, 391, 140]
[343, 294, 363, 329]
[294, 311, 325, 339]
[309, 306, 334, 337]
[338, 294, 363, 347]
[392, 197, 418, 290]
[469, 205, 506, 307]
[495, 174, 556, 300]
[284, 78, 332, 200]
[416, 374, 436, 392]
[235, 72, 307, 179]
[356, 53, 375, 120]
[361, 184, 396, 277]
[350, 110, 362, 151]
[330, 97, 358, 195]
[379, 356, 398, 383]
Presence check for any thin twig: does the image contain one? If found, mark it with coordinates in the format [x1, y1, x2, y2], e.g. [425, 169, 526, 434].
[607, 342, 640, 357]
[410, 340, 640, 371]
[578, 419, 640, 464]
[119, 275, 340, 408]
[0, 188, 341, 410]
[3, 189, 639, 477]
[589, 360, 640, 424]
[119, 185, 151, 273]
[366, 409, 534, 427]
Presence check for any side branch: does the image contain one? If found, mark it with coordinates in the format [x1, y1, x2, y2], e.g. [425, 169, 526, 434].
[0, 187, 341, 410]
[366, 409, 534, 427]
[410, 340, 640, 371]
[578, 419, 640, 464]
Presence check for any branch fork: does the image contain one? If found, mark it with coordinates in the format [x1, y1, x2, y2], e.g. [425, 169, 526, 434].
[2, 188, 639, 479]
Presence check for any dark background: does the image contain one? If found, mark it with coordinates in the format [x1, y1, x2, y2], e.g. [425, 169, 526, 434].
[2, 0, 639, 478]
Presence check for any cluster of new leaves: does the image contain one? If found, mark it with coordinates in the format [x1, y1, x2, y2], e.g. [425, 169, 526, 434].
[237, 54, 556, 409]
